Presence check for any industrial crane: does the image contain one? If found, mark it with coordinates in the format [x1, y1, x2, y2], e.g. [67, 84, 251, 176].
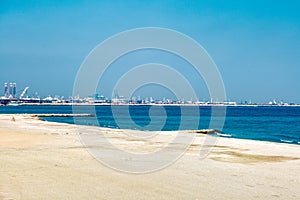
[19, 87, 29, 99]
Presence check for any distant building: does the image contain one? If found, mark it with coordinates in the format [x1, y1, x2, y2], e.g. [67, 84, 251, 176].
[13, 83, 16, 98]
[4, 83, 8, 98]
[9, 83, 13, 98]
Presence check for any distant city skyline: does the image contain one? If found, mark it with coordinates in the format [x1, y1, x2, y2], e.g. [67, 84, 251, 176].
[0, 1, 300, 103]
[0, 81, 296, 105]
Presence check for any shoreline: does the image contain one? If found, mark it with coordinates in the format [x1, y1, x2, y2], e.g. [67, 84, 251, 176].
[2, 114, 300, 158]
[39, 114, 300, 146]
[2, 113, 299, 146]
[1, 114, 300, 199]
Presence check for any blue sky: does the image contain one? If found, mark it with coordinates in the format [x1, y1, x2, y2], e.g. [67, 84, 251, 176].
[0, 0, 299, 103]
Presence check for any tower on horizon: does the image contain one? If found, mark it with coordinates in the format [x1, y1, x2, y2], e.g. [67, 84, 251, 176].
[13, 83, 16, 98]
[9, 83, 13, 98]
[4, 83, 8, 98]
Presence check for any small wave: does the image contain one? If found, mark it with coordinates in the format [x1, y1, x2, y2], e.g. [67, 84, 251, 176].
[280, 139, 293, 143]
[217, 133, 232, 137]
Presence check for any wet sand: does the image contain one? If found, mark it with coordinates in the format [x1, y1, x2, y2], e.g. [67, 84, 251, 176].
[0, 115, 299, 199]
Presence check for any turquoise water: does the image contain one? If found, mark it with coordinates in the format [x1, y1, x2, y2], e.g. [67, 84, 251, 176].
[0, 105, 299, 145]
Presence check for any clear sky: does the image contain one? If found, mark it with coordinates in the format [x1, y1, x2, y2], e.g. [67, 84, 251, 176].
[0, 0, 299, 103]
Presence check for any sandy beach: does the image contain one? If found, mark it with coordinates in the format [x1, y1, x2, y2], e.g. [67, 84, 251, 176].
[0, 115, 299, 200]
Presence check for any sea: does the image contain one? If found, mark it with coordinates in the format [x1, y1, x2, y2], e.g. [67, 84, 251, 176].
[0, 105, 299, 145]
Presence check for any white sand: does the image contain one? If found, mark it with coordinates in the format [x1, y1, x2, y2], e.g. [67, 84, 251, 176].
[0, 115, 299, 200]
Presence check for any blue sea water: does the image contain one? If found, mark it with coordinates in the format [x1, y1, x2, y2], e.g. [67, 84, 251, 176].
[0, 105, 299, 145]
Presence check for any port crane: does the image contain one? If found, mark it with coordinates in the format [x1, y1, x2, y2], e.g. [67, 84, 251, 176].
[19, 87, 29, 99]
